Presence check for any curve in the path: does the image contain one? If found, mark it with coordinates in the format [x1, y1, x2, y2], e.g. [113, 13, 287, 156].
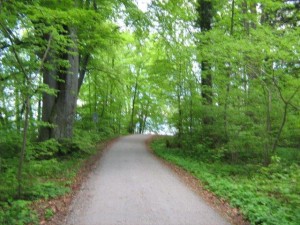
[65, 134, 231, 225]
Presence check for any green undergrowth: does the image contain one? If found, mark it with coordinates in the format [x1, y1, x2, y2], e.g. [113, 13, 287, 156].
[0, 130, 116, 225]
[0, 158, 81, 224]
[151, 137, 300, 225]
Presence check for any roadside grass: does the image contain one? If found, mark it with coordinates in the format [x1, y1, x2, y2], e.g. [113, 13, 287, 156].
[0, 158, 83, 224]
[151, 137, 300, 225]
[0, 131, 115, 225]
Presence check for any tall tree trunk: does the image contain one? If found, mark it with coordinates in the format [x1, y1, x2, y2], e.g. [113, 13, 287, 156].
[88, 73, 92, 120]
[196, 0, 213, 105]
[39, 27, 79, 141]
[78, 54, 90, 93]
[201, 61, 213, 105]
[37, 92, 42, 122]
[196, 0, 214, 145]
[118, 103, 122, 134]
[224, 0, 235, 141]
[189, 81, 194, 136]
[129, 77, 139, 134]
[38, 55, 57, 141]
[17, 96, 30, 198]
[138, 100, 150, 134]
[272, 103, 288, 153]
[262, 85, 272, 165]
[177, 91, 183, 147]
[15, 88, 21, 133]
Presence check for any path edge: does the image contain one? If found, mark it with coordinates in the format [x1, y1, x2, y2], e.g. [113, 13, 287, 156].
[35, 136, 120, 225]
[145, 135, 250, 225]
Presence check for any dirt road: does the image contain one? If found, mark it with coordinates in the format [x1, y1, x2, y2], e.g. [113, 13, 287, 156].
[64, 135, 231, 225]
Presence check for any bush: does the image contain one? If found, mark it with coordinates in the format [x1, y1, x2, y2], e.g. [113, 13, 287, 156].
[29, 139, 60, 160]
[0, 132, 21, 159]
[0, 128, 112, 224]
[0, 200, 38, 225]
[23, 182, 70, 200]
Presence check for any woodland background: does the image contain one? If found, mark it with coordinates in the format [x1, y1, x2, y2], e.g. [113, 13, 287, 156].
[0, 0, 299, 224]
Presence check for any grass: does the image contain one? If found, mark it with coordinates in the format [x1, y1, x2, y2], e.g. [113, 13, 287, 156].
[0, 131, 115, 225]
[0, 156, 85, 224]
[151, 137, 300, 225]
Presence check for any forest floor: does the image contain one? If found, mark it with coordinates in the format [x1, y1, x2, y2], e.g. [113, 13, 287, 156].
[43, 134, 251, 225]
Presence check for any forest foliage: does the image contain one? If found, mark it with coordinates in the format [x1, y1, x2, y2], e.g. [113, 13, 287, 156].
[0, 0, 299, 224]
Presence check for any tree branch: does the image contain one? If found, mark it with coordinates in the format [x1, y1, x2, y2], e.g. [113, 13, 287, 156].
[272, 74, 300, 105]
[0, 21, 28, 80]
[78, 53, 90, 93]
[38, 33, 53, 75]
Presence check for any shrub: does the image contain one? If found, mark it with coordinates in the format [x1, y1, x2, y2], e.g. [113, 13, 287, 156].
[0, 200, 38, 225]
[29, 139, 60, 160]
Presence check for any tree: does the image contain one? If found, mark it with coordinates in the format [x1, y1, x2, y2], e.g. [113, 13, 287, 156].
[34, 1, 114, 141]
[195, 0, 217, 146]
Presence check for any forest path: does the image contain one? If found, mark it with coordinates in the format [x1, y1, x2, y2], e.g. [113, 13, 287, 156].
[64, 134, 231, 225]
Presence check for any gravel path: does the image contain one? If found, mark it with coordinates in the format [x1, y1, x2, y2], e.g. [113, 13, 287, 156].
[64, 135, 231, 225]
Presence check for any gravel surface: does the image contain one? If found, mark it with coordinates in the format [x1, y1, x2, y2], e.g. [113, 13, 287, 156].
[64, 134, 231, 225]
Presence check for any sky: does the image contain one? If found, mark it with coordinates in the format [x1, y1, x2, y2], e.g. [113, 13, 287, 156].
[135, 0, 151, 12]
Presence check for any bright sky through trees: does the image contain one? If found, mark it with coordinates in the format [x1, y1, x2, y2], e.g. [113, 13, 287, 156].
[135, 0, 151, 12]
[0, 1, 299, 223]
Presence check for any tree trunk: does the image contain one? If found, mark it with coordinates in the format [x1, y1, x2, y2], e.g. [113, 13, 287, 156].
[224, 0, 235, 141]
[17, 96, 30, 198]
[78, 53, 90, 93]
[177, 91, 183, 148]
[196, 0, 213, 106]
[39, 27, 79, 141]
[196, 0, 214, 146]
[142, 108, 149, 133]
[271, 80, 299, 153]
[129, 77, 139, 134]
[271, 103, 288, 153]
[201, 61, 213, 105]
[262, 86, 272, 165]
[15, 88, 21, 133]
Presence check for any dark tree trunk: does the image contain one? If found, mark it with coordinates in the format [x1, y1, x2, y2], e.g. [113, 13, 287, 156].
[17, 96, 30, 198]
[141, 101, 150, 134]
[196, 0, 215, 146]
[39, 57, 57, 141]
[39, 27, 79, 141]
[177, 91, 183, 148]
[196, 0, 213, 32]
[201, 61, 213, 105]
[129, 77, 139, 134]
[78, 53, 90, 93]
[196, 1, 213, 106]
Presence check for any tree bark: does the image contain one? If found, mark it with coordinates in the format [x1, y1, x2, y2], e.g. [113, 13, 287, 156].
[262, 85, 272, 165]
[39, 27, 79, 141]
[201, 61, 213, 105]
[17, 96, 30, 198]
[223, 0, 235, 141]
[271, 103, 288, 153]
[196, 0, 214, 131]
[129, 78, 138, 134]
[78, 53, 90, 93]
